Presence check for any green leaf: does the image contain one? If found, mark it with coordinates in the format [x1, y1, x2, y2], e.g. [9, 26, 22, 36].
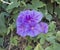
[34, 43, 44, 50]
[56, 31, 60, 42]
[0, 47, 5, 50]
[45, 46, 53, 50]
[12, 9, 19, 14]
[12, 13, 18, 21]
[25, 45, 32, 50]
[7, 27, 10, 35]
[46, 36, 56, 43]
[45, 43, 60, 50]
[37, 34, 45, 39]
[20, 1, 26, 7]
[40, 38, 45, 45]
[37, 34, 46, 45]
[6, 0, 20, 10]
[53, 43, 60, 50]
[47, 3, 53, 14]
[55, 0, 60, 4]
[10, 0, 17, 2]
[49, 21, 56, 32]
[0, 38, 4, 46]
[55, 6, 60, 19]
[0, 13, 7, 35]
[46, 32, 54, 37]
[10, 36, 18, 46]
[25, 0, 46, 10]
[32, 0, 46, 8]
[25, 4, 33, 9]
[45, 13, 52, 21]
[7, 22, 16, 35]
[39, 8, 46, 15]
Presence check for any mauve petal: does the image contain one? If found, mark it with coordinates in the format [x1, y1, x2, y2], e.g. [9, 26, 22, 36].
[27, 24, 41, 37]
[39, 22, 48, 33]
[32, 10, 43, 22]
[18, 10, 43, 23]
[17, 26, 28, 37]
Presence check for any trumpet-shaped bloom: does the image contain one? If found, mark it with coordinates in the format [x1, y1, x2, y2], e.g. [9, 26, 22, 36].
[16, 10, 48, 37]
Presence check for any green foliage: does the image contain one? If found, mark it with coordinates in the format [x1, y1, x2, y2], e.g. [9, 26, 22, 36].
[55, 6, 60, 19]
[55, 0, 60, 4]
[6, 0, 20, 10]
[49, 21, 56, 32]
[46, 36, 56, 43]
[10, 36, 18, 46]
[34, 43, 44, 50]
[40, 37, 45, 45]
[25, 0, 46, 10]
[56, 31, 60, 42]
[7, 23, 16, 35]
[0, 38, 4, 47]
[45, 43, 60, 50]
[0, 13, 7, 36]
[0, 47, 5, 50]
[47, 3, 53, 14]
[45, 13, 52, 21]
[0, 0, 60, 50]
[37, 34, 46, 45]
[31, 0, 46, 9]
[25, 45, 32, 50]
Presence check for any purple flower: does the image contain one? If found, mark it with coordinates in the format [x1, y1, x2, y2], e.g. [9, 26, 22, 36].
[39, 22, 48, 33]
[16, 10, 48, 37]
[17, 10, 43, 24]
[17, 22, 42, 37]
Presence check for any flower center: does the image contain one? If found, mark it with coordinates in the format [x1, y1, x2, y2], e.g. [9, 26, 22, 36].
[31, 27, 34, 30]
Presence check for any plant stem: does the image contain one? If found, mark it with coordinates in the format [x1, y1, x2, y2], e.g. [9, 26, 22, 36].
[8, 31, 13, 50]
